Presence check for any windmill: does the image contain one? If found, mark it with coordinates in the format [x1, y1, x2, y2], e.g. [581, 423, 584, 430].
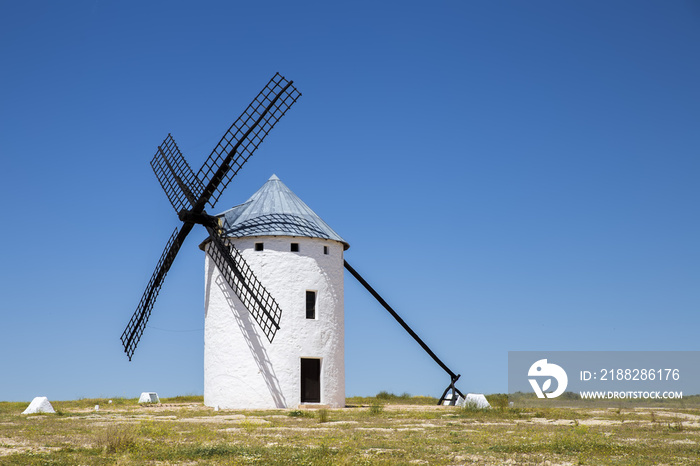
[120, 73, 301, 361]
[123, 73, 466, 406]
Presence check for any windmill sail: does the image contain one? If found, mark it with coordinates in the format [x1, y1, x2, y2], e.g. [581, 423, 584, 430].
[205, 229, 282, 342]
[121, 73, 300, 359]
[151, 134, 204, 213]
[196, 73, 301, 209]
[121, 225, 193, 360]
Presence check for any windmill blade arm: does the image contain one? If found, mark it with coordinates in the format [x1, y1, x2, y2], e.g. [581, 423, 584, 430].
[121, 224, 194, 360]
[205, 229, 282, 342]
[150, 134, 204, 214]
[195, 73, 301, 210]
[343, 260, 462, 389]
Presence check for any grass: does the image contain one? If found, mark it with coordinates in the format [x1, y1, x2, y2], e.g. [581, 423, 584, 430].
[161, 394, 204, 403]
[316, 408, 330, 423]
[489, 425, 629, 455]
[347, 391, 437, 406]
[368, 402, 384, 415]
[95, 425, 137, 453]
[1, 393, 698, 464]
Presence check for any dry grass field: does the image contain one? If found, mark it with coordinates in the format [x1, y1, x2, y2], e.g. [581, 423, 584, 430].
[0, 393, 698, 465]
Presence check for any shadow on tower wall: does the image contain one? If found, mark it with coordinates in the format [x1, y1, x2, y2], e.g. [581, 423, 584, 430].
[215, 274, 287, 408]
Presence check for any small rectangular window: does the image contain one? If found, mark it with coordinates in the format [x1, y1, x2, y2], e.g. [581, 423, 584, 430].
[291, 243, 299, 252]
[323, 246, 329, 255]
[255, 242, 264, 251]
[306, 291, 316, 319]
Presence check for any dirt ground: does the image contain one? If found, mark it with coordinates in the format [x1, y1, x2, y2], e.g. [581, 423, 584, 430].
[1, 399, 699, 464]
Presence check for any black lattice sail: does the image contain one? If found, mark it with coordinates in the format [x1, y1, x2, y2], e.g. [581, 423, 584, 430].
[197, 73, 301, 209]
[121, 73, 301, 361]
[151, 134, 204, 213]
[206, 231, 282, 342]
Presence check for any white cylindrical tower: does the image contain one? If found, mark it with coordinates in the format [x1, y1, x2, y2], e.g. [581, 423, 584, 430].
[202, 175, 348, 409]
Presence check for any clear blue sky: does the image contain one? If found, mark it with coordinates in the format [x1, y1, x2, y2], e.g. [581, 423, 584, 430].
[0, 1, 698, 402]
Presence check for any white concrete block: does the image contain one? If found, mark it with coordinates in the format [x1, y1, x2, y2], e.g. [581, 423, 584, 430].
[138, 392, 160, 403]
[22, 397, 55, 414]
[459, 393, 490, 409]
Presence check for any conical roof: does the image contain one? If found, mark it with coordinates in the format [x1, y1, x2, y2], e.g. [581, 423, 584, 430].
[215, 175, 349, 250]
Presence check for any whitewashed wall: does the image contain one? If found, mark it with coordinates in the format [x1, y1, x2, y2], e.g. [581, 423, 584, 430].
[203, 235, 345, 409]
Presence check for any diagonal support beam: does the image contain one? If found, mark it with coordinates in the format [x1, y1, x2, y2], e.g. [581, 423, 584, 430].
[344, 260, 464, 404]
